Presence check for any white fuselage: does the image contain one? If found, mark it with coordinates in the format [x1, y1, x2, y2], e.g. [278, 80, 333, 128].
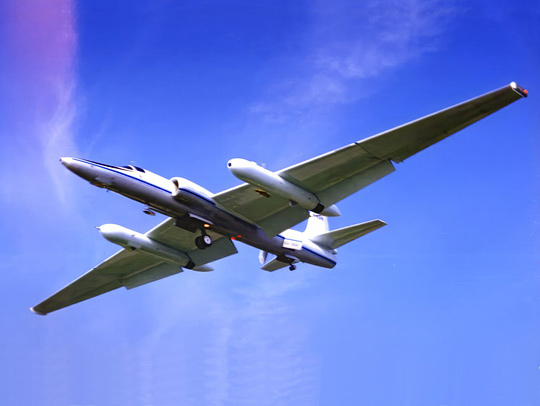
[61, 157, 336, 269]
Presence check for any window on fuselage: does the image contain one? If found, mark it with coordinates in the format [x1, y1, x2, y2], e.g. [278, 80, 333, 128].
[118, 165, 145, 173]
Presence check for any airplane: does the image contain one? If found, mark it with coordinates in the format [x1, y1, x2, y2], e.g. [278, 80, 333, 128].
[31, 82, 528, 315]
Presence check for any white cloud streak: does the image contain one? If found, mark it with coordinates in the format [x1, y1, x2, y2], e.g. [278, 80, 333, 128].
[42, 79, 78, 207]
[251, 0, 458, 121]
[0, 0, 79, 212]
[134, 268, 320, 405]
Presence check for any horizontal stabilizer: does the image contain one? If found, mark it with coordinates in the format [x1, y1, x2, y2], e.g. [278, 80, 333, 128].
[261, 255, 296, 272]
[311, 219, 386, 249]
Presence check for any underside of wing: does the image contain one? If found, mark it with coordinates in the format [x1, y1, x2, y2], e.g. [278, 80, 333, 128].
[145, 218, 238, 265]
[213, 83, 526, 236]
[32, 219, 238, 315]
[355, 82, 526, 163]
[31, 249, 174, 315]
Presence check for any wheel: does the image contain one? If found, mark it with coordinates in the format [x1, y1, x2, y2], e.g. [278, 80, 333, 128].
[289, 265, 296, 271]
[202, 235, 213, 247]
[195, 235, 213, 250]
[195, 236, 207, 250]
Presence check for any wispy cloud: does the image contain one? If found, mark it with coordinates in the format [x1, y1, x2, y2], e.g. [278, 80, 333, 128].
[42, 79, 78, 206]
[250, 0, 458, 122]
[0, 0, 78, 210]
[218, 274, 320, 405]
[133, 268, 320, 405]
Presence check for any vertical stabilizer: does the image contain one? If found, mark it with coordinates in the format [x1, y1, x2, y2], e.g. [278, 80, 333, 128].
[258, 250, 268, 264]
[303, 212, 329, 238]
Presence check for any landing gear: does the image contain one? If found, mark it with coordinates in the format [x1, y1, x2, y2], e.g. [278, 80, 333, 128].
[195, 234, 213, 250]
[289, 264, 296, 271]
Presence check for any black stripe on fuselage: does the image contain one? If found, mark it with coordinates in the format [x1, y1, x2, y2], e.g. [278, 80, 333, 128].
[275, 234, 336, 265]
[73, 158, 171, 194]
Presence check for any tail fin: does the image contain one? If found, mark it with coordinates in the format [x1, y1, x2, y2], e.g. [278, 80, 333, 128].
[310, 219, 386, 249]
[303, 212, 329, 238]
[258, 250, 268, 264]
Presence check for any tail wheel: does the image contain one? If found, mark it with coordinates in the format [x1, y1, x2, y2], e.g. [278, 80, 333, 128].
[289, 265, 296, 271]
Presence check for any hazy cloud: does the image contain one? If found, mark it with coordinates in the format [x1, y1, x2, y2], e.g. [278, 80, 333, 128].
[0, 0, 78, 210]
[251, 0, 458, 121]
[135, 268, 320, 405]
[42, 79, 78, 207]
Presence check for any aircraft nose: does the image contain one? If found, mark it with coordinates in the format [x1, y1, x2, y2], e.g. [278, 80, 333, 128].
[60, 157, 98, 182]
[59, 157, 74, 168]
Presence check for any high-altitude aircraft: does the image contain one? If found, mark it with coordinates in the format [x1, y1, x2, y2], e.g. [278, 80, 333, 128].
[31, 82, 527, 315]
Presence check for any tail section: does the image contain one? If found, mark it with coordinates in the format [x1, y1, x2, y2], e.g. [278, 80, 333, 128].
[310, 219, 386, 249]
[303, 212, 329, 238]
[258, 250, 268, 265]
[258, 213, 385, 271]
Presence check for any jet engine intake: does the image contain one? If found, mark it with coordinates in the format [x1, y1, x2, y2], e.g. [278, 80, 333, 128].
[170, 177, 215, 206]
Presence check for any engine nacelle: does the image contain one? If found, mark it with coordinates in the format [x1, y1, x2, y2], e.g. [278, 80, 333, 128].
[97, 224, 194, 268]
[170, 177, 215, 205]
[227, 158, 340, 216]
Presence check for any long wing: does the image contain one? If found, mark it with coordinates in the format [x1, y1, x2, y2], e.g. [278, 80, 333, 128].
[31, 219, 237, 315]
[214, 82, 527, 236]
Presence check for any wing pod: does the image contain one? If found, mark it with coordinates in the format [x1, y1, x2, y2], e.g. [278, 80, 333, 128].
[227, 158, 340, 217]
[97, 224, 195, 268]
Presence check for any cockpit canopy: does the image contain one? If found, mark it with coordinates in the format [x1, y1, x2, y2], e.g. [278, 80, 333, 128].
[120, 165, 145, 173]
[83, 159, 146, 173]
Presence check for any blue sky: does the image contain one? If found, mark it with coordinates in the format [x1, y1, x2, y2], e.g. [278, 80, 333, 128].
[1, 0, 539, 404]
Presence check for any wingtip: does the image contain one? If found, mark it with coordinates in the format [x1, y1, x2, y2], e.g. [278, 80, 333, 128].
[30, 307, 47, 316]
[510, 82, 528, 98]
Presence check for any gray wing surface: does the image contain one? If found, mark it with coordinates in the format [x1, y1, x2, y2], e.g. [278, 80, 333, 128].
[214, 83, 526, 236]
[145, 218, 237, 265]
[31, 219, 237, 315]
